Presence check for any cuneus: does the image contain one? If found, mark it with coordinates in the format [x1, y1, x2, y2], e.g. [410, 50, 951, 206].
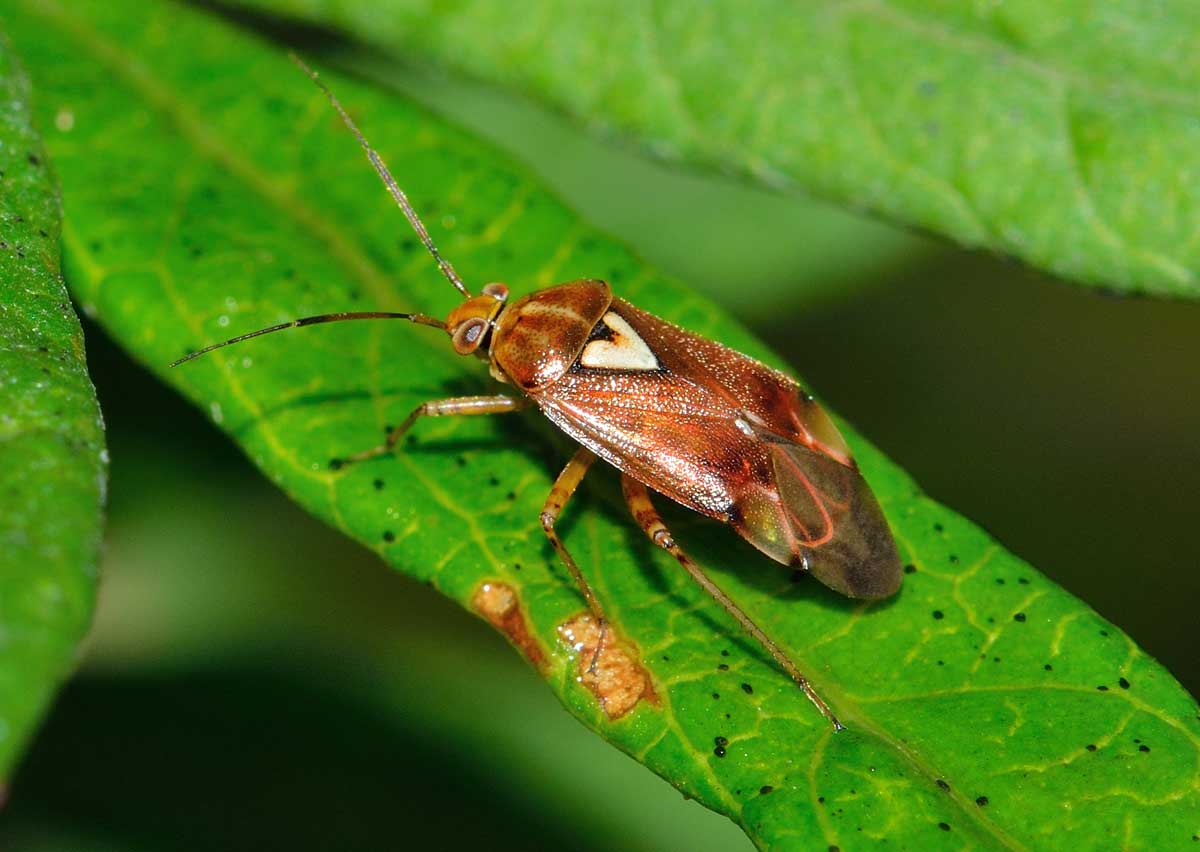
[174, 55, 903, 731]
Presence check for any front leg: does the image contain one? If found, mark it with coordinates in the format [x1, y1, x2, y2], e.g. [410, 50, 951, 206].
[334, 394, 529, 467]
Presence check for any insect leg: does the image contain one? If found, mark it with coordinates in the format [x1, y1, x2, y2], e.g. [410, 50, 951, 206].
[540, 448, 617, 673]
[540, 448, 607, 625]
[339, 395, 528, 465]
[541, 448, 613, 674]
[620, 474, 844, 732]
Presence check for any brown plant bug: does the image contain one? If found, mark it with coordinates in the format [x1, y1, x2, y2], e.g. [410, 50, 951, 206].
[172, 55, 902, 731]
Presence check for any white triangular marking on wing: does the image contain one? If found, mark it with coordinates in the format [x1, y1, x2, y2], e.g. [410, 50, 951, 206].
[580, 311, 660, 371]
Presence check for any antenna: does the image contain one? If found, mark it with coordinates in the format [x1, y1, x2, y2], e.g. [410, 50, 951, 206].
[170, 311, 445, 367]
[290, 52, 470, 298]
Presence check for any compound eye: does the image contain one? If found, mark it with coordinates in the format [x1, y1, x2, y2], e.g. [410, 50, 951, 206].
[452, 317, 489, 354]
[481, 282, 509, 302]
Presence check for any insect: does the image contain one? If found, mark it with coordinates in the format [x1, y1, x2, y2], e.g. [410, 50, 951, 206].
[174, 56, 902, 731]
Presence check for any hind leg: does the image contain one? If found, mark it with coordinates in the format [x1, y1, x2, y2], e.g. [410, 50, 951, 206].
[620, 473, 843, 731]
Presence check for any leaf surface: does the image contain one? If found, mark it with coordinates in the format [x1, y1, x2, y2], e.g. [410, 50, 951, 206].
[8, 2, 1198, 848]
[0, 29, 105, 776]
[234, 0, 1200, 299]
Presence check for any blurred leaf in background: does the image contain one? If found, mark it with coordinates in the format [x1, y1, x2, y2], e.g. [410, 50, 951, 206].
[231, 0, 1200, 299]
[2, 1, 1200, 852]
[0, 32, 104, 779]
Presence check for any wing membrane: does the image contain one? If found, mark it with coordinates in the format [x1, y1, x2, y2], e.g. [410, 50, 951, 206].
[764, 441, 900, 599]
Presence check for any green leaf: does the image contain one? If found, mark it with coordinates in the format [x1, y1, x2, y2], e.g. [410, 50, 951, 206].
[10, 1, 1198, 848]
[0, 30, 105, 776]
[232, 0, 1200, 299]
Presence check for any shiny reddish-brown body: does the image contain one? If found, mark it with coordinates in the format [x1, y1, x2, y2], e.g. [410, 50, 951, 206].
[489, 279, 901, 599]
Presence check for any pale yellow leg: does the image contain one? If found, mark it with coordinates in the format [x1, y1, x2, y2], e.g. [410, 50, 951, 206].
[540, 448, 612, 673]
[540, 447, 606, 623]
[334, 395, 528, 467]
[620, 473, 843, 731]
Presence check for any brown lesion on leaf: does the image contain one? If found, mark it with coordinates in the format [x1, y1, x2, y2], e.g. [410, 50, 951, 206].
[557, 613, 658, 719]
[472, 581, 546, 671]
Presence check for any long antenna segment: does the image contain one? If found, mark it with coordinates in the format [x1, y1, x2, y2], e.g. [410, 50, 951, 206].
[170, 311, 445, 367]
[290, 52, 470, 298]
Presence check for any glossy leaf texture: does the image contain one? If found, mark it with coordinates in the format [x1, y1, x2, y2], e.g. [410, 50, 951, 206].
[0, 31, 105, 775]
[8, 2, 1198, 849]
[231, 0, 1200, 300]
